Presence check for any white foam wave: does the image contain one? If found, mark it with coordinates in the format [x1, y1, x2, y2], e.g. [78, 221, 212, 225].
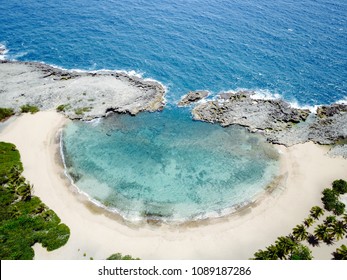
[8, 51, 28, 60]
[249, 89, 281, 100]
[116, 69, 144, 78]
[217, 88, 324, 112]
[336, 97, 347, 105]
[0, 43, 8, 60]
[220, 88, 282, 100]
[85, 117, 102, 126]
[37, 61, 168, 94]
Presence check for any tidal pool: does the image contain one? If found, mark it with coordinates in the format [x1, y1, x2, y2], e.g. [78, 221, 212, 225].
[62, 109, 279, 222]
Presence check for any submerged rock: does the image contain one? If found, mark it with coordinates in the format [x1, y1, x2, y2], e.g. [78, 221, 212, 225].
[178, 90, 209, 106]
[0, 60, 166, 120]
[192, 90, 347, 149]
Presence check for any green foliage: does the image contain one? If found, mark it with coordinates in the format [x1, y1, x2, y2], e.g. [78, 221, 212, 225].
[0, 142, 70, 260]
[321, 188, 339, 212]
[74, 107, 91, 115]
[252, 249, 276, 260]
[56, 104, 71, 112]
[20, 104, 39, 114]
[0, 142, 23, 183]
[289, 244, 313, 260]
[253, 237, 299, 260]
[292, 224, 308, 241]
[275, 236, 297, 259]
[0, 108, 14, 121]
[332, 179, 347, 194]
[106, 253, 140, 260]
[331, 221, 346, 241]
[321, 187, 346, 215]
[303, 217, 314, 228]
[332, 245, 347, 260]
[314, 224, 333, 244]
[253, 180, 347, 260]
[310, 206, 324, 220]
[333, 201, 345, 216]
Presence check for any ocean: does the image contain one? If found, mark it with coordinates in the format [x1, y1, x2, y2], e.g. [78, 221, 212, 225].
[1, 0, 346, 221]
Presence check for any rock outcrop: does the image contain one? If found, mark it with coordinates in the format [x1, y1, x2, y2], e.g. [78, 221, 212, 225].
[0, 60, 166, 120]
[178, 90, 209, 106]
[192, 90, 347, 148]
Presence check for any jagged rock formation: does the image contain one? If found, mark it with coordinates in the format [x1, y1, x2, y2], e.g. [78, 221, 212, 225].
[178, 90, 209, 106]
[192, 91, 347, 148]
[0, 60, 166, 120]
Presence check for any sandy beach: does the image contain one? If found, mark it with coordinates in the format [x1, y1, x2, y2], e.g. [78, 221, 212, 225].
[1, 111, 347, 260]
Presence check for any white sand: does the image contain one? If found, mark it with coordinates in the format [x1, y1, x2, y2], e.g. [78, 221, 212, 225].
[1, 111, 347, 260]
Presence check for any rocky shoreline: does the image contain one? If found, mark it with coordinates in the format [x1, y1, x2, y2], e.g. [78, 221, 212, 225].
[177, 90, 209, 106]
[0, 60, 166, 120]
[186, 90, 347, 156]
[2, 59, 346, 157]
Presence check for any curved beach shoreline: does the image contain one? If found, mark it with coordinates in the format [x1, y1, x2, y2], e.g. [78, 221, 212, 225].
[1, 111, 347, 259]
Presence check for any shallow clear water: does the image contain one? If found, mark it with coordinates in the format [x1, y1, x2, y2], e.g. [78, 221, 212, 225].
[63, 110, 279, 221]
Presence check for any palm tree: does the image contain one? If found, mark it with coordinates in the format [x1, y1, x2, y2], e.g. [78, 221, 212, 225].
[253, 250, 273, 260]
[310, 206, 324, 220]
[314, 224, 334, 245]
[324, 215, 337, 227]
[290, 244, 313, 260]
[331, 220, 346, 241]
[292, 224, 308, 241]
[265, 244, 280, 260]
[332, 244, 347, 260]
[314, 224, 329, 241]
[304, 217, 314, 228]
[341, 214, 347, 224]
[307, 234, 320, 247]
[275, 236, 297, 259]
[16, 182, 32, 201]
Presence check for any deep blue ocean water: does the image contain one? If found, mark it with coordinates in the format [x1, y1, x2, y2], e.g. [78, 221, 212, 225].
[1, 0, 346, 104]
[1, 0, 346, 221]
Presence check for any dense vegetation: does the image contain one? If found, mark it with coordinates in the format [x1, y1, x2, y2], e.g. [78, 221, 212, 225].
[0, 142, 70, 259]
[0, 108, 15, 122]
[252, 180, 347, 260]
[107, 253, 140, 260]
[20, 104, 40, 114]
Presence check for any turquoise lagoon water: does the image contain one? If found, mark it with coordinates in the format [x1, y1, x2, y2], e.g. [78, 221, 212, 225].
[1, 0, 346, 221]
[62, 110, 278, 221]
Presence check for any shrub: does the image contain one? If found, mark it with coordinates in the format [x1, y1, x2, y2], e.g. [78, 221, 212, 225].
[0, 142, 23, 181]
[321, 188, 339, 211]
[0, 108, 14, 121]
[332, 179, 347, 195]
[75, 107, 91, 115]
[56, 104, 70, 112]
[20, 104, 39, 114]
[290, 244, 313, 260]
[333, 201, 346, 216]
[107, 253, 140, 260]
[0, 142, 70, 259]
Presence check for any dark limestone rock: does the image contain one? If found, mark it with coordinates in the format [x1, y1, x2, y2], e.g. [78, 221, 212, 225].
[178, 90, 209, 106]
[317, 104, 347, 118]
[192, 90, 347, 150]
